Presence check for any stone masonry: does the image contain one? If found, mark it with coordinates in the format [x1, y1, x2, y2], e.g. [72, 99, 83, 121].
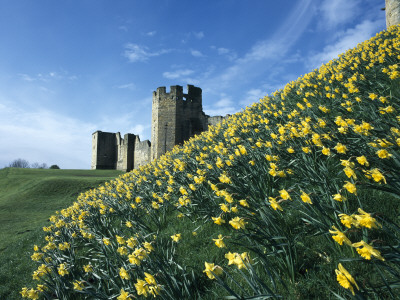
[386, 0, 400, 28]
[91, 85, 227, 172]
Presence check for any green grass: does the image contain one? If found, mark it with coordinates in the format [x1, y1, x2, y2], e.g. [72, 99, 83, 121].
[0, 167, 122, 300]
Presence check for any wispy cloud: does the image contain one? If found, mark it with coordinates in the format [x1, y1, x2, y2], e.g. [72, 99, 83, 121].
[124, 43, 171, 62]
[18, 71, 76, 82]
[116, 83, 136, 90]
[203, 0, 314, 91]
[203, 94, 237, 116]
[163, 69, 194, 79]
[126, 124, 151, 140]
[181, 31, 205, 43]
[210, 46, 237, 61]
[319, 0, 361, 29]
[193, 31, 204, 39]
[190, 49, 204, 57]
[0, 100, 96, 169]
[145, 31, 157, 37]
[240, 89, 266, 107]
[308, 19, 385, 69]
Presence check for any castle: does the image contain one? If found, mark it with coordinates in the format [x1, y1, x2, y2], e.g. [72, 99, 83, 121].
[91, 85, 226, 171]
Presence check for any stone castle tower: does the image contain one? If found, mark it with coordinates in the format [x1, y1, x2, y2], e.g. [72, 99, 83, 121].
[91, 85, 225, 171]
[151, 85, 210, 160]
[386, 0, 400, 28]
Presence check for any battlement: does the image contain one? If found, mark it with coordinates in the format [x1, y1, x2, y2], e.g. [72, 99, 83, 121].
[153, 85, 202, 104]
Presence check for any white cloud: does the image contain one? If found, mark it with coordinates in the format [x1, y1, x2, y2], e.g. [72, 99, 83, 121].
[0, 100, 96, 169]
[217, 47, 229, 55]
[126, 124, 152, 139]
[215, 97, 233, 108]
[240, 89, 266, 107]
[130, 124, 145, 135]
[117, 83, 136, 90]
[145, 31, 157, 36]
[211, 47, 237, 61]
[18, 71, 77, 82]
[163, 69, 194, 79]
[203, 94, 237, 116]
[124, 43, 171, 62]
[193, 31, 204, 39]
[203, 0, 314, 90]
[319, 0, 360, 29]
[190, 49, 204, 57]
[308, 19, 384, 69]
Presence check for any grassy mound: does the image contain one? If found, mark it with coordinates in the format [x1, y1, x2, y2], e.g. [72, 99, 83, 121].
[21, 26, 400, 299]
[0, 168, 122, 299]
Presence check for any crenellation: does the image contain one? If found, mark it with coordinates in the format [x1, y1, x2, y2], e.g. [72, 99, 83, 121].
[92, 84, 227, 171]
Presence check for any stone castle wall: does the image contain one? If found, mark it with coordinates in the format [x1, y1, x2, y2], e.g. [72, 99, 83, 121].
[92, 85, 226, 171]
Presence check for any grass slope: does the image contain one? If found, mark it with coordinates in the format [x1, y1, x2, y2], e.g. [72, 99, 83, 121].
[0, 168, 122, 299]
[21, 26, 400, 299]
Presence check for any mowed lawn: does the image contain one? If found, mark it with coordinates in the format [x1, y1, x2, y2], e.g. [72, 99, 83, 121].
[0, 167, 122, 299]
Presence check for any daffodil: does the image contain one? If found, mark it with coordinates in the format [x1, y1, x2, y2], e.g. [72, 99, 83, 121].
[203, 262, 223, 279]
[356, 155, 369, 166]
[352, 240, 384, 261]
[354, 208, 381, 229]
[279, 189, 291, 200]
[134, 279, 149, 297]
[376, 149, 392, 158]
[212, 216, 225, 225]
[73, 280, 84, 291]
[119, 267, 130, 280]
[339, 213, 359, 228]
[239, 199, 249, 207]
[269, 197, 283, 211]
[300, 191, 312, 204]
[57, 264, 69, 276]
[343, 181, 357, 194]
[117, 289, 130, 300]
[334, 143, 347, 154]
[213, 234, 226, 248]
[171, 233, 181, 242]
[229, 217, 246, 229]
[329, 226, 352, 246]
[335, 263, 359, 295]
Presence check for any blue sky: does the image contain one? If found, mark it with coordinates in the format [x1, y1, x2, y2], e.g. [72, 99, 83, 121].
[0, 0, 385, 169]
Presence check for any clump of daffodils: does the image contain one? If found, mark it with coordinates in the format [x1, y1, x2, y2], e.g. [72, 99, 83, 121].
[22, 25, 400, 299]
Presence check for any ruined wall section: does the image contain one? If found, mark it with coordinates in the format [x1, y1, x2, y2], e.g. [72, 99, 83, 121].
[92, 131, 151, 172]
[208, 115, 227, 127]
[116, 133, 136, 172]
[179, 85, 209, 142]
[151, 86, 181, 160]
[91, 131, 118, 169]
[134, 137, 151, 169]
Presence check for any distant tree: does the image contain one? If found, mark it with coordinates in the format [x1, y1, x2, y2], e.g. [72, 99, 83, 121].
[8, 158, 30, 168]
[31, 162, 48, 169]
[49, 165, 60, 169]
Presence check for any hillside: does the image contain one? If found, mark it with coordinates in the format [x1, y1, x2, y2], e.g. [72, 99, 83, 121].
[0, 168, 122, 299]
[21, 26, 400, 299]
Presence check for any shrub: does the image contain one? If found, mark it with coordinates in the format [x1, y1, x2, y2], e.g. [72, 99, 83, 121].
[8, 158, 30, 168]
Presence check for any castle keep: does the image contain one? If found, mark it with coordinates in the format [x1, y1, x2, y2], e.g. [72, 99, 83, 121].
[91, 85, 225, 172]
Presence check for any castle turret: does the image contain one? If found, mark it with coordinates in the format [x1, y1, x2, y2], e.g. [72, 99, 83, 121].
[151, 84, 208, 160]
[151, 85, 183, 160]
